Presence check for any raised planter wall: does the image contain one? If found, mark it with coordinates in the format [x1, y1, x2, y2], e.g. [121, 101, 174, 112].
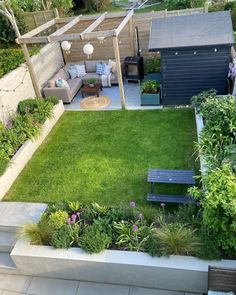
[11, 239, 236, 294]
[0, 101, 64, 200]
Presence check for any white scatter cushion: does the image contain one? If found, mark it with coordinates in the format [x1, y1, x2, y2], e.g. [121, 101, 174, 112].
[55, 78, 70, 89]
[108, 59, 116, 73]
[75, 64, 86, 77]
[208, 291, 235, 295]
[103, 64, 112, 76]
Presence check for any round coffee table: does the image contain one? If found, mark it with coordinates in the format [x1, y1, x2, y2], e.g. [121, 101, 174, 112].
[81, 83, 102, 98]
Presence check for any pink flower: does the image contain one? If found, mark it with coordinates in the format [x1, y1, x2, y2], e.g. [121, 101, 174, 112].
[66, 218, 71, 225]
[130, 201, 136, 209]
[71, 214, 77, 222]
[132, 224, 138, 231]
[76, 211, 81, 217]
[160, 203, 165, 208]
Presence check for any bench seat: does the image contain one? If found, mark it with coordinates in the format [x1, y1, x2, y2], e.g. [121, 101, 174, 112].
[147, 193, 194, 204]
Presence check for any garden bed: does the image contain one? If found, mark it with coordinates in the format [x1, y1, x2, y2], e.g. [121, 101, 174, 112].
[0, 100, 64, 200]
[11, 238, 235, 294]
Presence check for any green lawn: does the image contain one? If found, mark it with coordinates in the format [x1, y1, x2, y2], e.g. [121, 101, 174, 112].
[5, 109, 198, 208]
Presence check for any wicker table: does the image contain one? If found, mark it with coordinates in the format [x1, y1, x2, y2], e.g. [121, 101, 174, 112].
[81, 84, 102, 98]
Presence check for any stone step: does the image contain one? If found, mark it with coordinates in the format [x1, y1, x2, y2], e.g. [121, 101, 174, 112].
[0, 252, 18, 274]
[0, 231, 17, 252]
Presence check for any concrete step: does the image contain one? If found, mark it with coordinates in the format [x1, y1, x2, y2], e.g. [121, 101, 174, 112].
[0, 231, 17, 252]
[0, 252, 18, 274]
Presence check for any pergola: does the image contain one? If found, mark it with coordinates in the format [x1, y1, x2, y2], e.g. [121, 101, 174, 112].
[16, 10, 135, 109]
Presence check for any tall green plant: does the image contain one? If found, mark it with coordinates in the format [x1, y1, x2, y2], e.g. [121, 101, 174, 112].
[189, 164, 236, 256]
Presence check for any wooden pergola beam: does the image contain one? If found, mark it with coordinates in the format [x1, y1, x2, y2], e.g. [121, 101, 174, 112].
[17, 19, 55, 43]
[17, 36, 50, 44]
[49, 15, 82, 42]
[82, 29, 115, 41]
[81, 12, 107, 40]
[115, 10, 134, 36]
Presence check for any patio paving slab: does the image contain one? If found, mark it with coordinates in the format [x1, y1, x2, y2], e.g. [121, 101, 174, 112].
[1, 292, 25, 295]
[0, 274, 32, 293]
[130, 287, 184, 295]
[0, 202, 47, 229]
[76, 282, 129, 295]
[27, 277, 79, 295]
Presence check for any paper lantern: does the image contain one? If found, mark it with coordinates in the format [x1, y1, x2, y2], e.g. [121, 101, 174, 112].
[61, 41, 71, 52]
[83, 43, 94, 59]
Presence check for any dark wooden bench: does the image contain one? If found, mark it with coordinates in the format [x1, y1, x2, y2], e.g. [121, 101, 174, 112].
[147, 169, 196, 204]
[208, 266, 236, 293]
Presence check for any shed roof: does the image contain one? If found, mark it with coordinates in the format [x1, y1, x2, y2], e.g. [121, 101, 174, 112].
[149, 11, 234, 51]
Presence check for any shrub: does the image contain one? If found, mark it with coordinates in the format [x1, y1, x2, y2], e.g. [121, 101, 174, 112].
[114, 220, 151, 252]
[0, 48, 39, 78]
[49, 210, 69, 230]
[155, 223, 201, 256]
[163, 0, 205, 10]
[18, 98, 54, 124]
[51, 0, 73, 15]
[144, 232, 163, 257]
[191, 89, 216, 112]
[19, 214, 54, 245]
[79, 224, 111, 254]
[144, 57, 161, 74]
[51, 223, 80, 248]
[141, 80, 159, 94]
[45, 96, 59, 106]
[189, 164, 236, 256]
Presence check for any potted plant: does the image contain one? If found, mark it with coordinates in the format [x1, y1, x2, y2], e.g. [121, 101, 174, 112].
[140, 80, 161, 105]
[144, 57, 161, 81]
[87, 78, 97, 87]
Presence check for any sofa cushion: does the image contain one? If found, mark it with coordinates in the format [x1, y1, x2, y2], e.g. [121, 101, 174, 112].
[108, 59, 117, 73]
[67, 77, 82, 97]
[96, 62, 105, 75]
[75, 65, 86, 77]
[68, 66, 77, 79]
[55, 78, 70, 89]
[48, 80, 55, 87]
[54, 68, 69, 81]
[85, 60, 97, 73]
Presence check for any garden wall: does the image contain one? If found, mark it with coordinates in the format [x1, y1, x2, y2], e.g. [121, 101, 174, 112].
[0, 43, 64, 122]
[0, 101, 64, 200]
[11, 239, 236, 294]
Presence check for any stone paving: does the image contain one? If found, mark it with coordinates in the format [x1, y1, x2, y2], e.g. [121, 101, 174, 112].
[0, 274, 189, 295]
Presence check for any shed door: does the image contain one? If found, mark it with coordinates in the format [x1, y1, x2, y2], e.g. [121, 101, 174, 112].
[161, 47, 230, 105]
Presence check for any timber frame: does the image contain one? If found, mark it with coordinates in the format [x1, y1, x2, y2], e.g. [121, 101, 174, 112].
[17, 10, 135, 109]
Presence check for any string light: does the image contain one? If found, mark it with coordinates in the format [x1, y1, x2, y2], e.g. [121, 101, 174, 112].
[0, 66, 28, 93]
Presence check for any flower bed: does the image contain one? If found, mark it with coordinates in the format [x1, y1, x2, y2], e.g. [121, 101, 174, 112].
[191, 90, 236, 257]
[0, 98, 64, 199]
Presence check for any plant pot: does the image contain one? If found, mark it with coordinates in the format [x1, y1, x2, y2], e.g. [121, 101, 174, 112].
[146, 72, 162, 82]
[89, 84, 94, 87]
[141, 90, 161, 106]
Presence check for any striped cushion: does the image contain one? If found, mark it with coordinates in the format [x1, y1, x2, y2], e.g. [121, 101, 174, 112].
[96, 63, 105, 75]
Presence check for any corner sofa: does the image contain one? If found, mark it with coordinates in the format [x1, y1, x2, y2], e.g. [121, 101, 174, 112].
[43, 60, 118, 103]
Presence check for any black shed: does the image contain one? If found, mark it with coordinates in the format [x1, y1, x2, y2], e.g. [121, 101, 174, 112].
[148, 11, 234, 105]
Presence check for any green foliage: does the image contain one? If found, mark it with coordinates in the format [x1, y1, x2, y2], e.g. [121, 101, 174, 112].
[114, 220, 151, 251]
[51, 0, 73, 15]
[191, 89, 216, 112]
[67, 201, 81, 212]
[0, 48, 39, 78]
[144, 232, 163, 257]
[144, 57, 161, 73]
[18, 98, 54, 124]
[79, 224, 111, 253]
[163, 0, 205, 10]
[19, 214, 53, 245]
[141, 80, 159, 94]
[10, 0, 42, 12]
[51, 223, 80, 248]
[87, 78, 97, 85]
[155, 223, 201, 256]
[49, 210, 69, 230]
[45, 96, 59, 106]
[189, 164, 236, 256]
[0, 7, 27, 47]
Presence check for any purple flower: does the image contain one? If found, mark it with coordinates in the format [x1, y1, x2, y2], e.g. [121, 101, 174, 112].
[138, 212, 144, 220]
[130, 201, 136, 209]
[5, 120, 12, 129]
[71, 214, 77, 222]
[160, 203, 165, 208]
[66, 218, 71, 225]
[76, 211, 81, 217]
[132, 224, 138, 231]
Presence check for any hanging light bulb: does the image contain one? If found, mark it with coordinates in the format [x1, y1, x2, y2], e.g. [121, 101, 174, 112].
[61, 41, 71, 54]
[83, 43, 94, 59]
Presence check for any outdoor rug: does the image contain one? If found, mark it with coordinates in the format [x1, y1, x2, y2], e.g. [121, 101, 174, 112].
[80, 95, 111, 110]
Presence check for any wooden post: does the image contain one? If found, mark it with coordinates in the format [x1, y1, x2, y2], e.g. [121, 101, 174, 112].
[113, 36, 125, 110]
[128, 18, 135, 55]
[11, 13, 41, 97]
[165, 9, 168, 16]
[204, 2, 208, 13]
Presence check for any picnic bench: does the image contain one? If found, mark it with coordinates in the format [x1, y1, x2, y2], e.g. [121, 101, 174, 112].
[147, 169, 196, 204]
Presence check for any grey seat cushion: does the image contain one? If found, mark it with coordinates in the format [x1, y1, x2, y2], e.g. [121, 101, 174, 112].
[82, 73, 101, 83]
[67, 78, 83, 96]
